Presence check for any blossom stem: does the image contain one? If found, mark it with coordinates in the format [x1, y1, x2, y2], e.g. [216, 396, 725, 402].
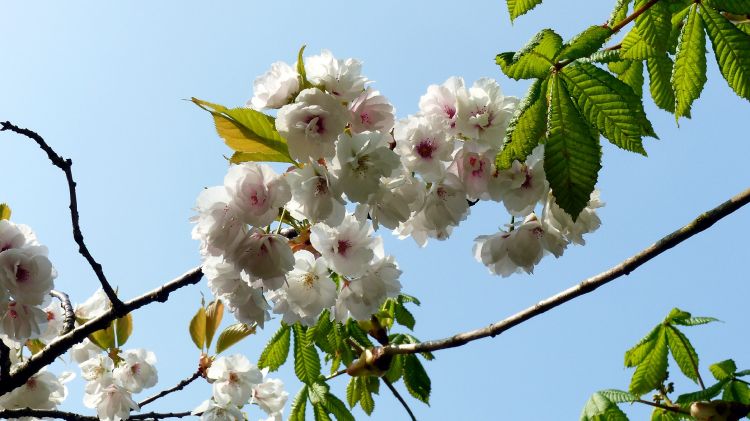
[0, 121, 123, 310]
[137, 368, 203, 408]
[383, 378, 418, 421]
[377, 187, 750, 357]
[50, 289, 75, 335]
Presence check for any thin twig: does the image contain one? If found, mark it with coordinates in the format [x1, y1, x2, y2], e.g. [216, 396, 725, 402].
[0, 409, 193, 420]
[636, 399, 690, 415]
[1, 121, 123, 309]
[325, 368, 348, 381]
[0, 266, 203, 396]
[50, 290, 75, 335]
[383, 378, 417, 421]
[378, 187, 750, 357]
[0, 339, 10, 381]
[667, 325, 705, 390]
[609, 0, 661, 33]
[138, 368, 203, 408]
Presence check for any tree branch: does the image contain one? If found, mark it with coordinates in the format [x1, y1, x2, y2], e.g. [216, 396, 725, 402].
[50, 290, 75, 335]
[0, 408, 193, 420]
[0, 121, 123, 309]
[138, 368, 203, 408]
[0, 266, 203, 396]
[378, 187, 750, 357]
[383, 378, 417, 421]
[0, 339, 10, 381]
[609, 0, 661, 33]
[636, 399, 690, 415]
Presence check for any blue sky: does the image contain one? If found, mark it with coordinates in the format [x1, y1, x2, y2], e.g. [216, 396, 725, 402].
[2, 1, 749, 419]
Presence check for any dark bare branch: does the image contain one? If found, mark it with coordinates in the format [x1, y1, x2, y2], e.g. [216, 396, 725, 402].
[50, 290, 75, 335]
[0, 408, 193, 420]
[138, 368, 203, 408]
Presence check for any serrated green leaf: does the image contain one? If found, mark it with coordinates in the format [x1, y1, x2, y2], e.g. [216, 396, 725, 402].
[544, 74, 602, 220]
[397, 294, 421, 306]
[582, 50, 624, 64]
[704, 0, 750, 14]
[496, 29, 561, 80]
[673, 4, 708, 119]
[215, 323, 256, 354]
[403, 354, 431, 405]
[313, 403, 333, 421]
[259, 324, 291, 372]
[0, 203, 11, 220]
[677, 379, 728, 404]
[191, 97, 295, 164]
[562, 62, 649, 154]
[558, 26, 613, 61]
[323, 393, 355, 421]
[622, 25, 662, 59]
[293, 324, 321, 385]
[702, 4, 750, 100]
[629, 328, 669, 396]
[598, 389, 639, 403]
[647, 54, 676, 112]
[651, 408, 680, 421]
[115, 313, 133, 348]
[358, 377, 376, 415]
[506, 0, 544, 21]
[736, 370, 750, 377]
[625, 326, 662, 367]
[723, 380, 750, 404]
[674, 316, 720, 326]
[204, 300, 223, 350]
[609, 60, 645, 98]
[401, 334, 435, 361]
[580, 392, 630, 421]
[290, 386, 308, 421]
[739, 23, 750, 36]
[309, 381, 330, 405]
[394, 304, 416, 330]
[635, 0, 672, 52]
[384, 354, 404, 383]
[609, 0, 632, 27]
[666, 326, 701, 383]
[346, 376, 360, 408]
[346, 319, 373, 348]
[497, 78, 547, 170]
[711, 359, 738, 381]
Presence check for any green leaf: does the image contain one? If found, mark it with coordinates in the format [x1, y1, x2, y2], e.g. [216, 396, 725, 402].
[402, 334, 435, 361]
[558, 26, 613, 61]
[89, 322, 115, 351]
[114, 313, 133, 348]
[723, 380, 750, 404]
[259, 324, 291, 372]
[666, 326, 701, 383]
[323, 393, 356, 421]
[394, 304, 416, 330]
[204, 300, 224, 350]
[384, 354, 404, 383]
[580, 392, 630, 421]
[673, 316, 720, 326]
[704, 0, 750, 14]
[609, 0, 632, 27]
[647, 54, 676, 112]
[634, 0, 672, 51]
[215, 322, 256, 354]
[621, 25, 662, 59]
[735, 370, 750, 377]
[313, 403, 333, 421]
[739, 23, 750, 36]
[297, 45, 312, 90]
[403, 354, 431, 405]
[358, 377, 376, 415]
[346, 319, 374, 348]
[289, 386, 308, 421]
[629, 328, 669, 396]
[562, 62, 649, 154]
[309, 381, 330, 405]
[397, 294, 421, 306]
[191, 97, 295, 163]
[293, 324, 321, 385]
[651, 408, 680, 421]
[608, 60, 645, 98]
[625, 326, 662, 367]
[506, 0, 544, 21]
[582, 50, 623, 64]
[598, 389, 639, 403]
[702, 4, 750, 100]
[497, 78, 548, 169]
[676, 379, 728, 404]
[346, 377, 360, 408]
[0, 203, 11, 220]
[544, 74, 602, 220]
[711, 359, 738, 381]
[25, 339, 45, 355]
[672, 4, 708, 119]
[496, 29, 561, 80]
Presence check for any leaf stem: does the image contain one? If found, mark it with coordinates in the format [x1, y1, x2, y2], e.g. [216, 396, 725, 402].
[383, 378, 417, 421]
[610, 0, 662, 34]
[636, 399, 690, 415]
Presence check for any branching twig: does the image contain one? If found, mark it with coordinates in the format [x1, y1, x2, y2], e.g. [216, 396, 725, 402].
[138, 368, 203, 408]
[50, 290, 75, 335]
[383, 378, 417, 421]
[636, 399, 690, 415]
[609, 0, 661, 33]
[378, 187, 750, 357]
[0, 409, 193, 420]
[0, 266, 203, 396]
[0, 121, 122, 309]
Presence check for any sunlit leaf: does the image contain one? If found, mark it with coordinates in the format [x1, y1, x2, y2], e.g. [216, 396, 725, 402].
[215, 323, 256, 354]
[188, 306, 206, 351]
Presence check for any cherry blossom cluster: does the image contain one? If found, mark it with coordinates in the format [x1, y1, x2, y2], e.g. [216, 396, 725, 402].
[192, 354, 288, 421]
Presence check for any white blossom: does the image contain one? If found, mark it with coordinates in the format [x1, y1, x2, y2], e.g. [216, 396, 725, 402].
[335, 255, 402, 321]
[268, 250, 336, 326]
[276, 88, 349, 162]
[248, 61, 299, 109]
[331, 131, 401, 203]
[456, 78, 518, 149]
[359, 172, 425, 230]
[90, 382, 140, 421]
[192, 187, 248, 259]
[310, 214, 379, 277]
[224, 163, 291, 228]
[113, 348, 158, 393]
[79, 354, 114, 382]
[489, 145, 548, 216]
[0, 301, 47, 341]
[208, 354, 263, 406]
[418, 76, 465, 134]
[286, 160, 346, 225]
[394, 115, 453, 182]
[543, 189, 604, 245]
[192, 399, 244, 421]
[0, 248, 55, 306]
[75, 288, 111, 321]
[349, 88, 395, 133]
[448, 143, 494, 201]
[232, 229, 294, 290]
[223, 279, 270, 328]
[305, 50, 367, 102]
[0, 220, 41, 254]
[252, 372, 288, 415]
[39, 300, 64, 343]
[0, 369, 72, 410]
[70, 338, 103, 365]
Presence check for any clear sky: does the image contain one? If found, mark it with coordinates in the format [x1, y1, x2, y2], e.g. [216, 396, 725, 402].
[2, 1, 749, 420]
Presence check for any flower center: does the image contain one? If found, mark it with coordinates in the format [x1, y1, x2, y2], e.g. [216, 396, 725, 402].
[16, 266, 30, 282]
[337, 239, 352, 257]
[415, 139, 436, 159]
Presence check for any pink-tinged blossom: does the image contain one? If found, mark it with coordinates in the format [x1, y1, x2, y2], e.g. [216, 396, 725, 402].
[39, 300, 64, 343]
[489, 145, 547, 216]
[305, 50, 368, 102]
[248, 61, 300, 110]
[268, 250, 336, 326]
[310, 214, 378, 277]
[276, 88, 349, 162]
[0, 220, 41, 254]
[456, 78, 518, 149]
[286, 160, 346, 225]
[89, 382, 140, 421]
[542, 189, 603, 245]
[359, 172, 425, 231]
[0, 369, 72, 410]
[203, 256, 246, 298]
[224, 163, 291, 228]
[222, 279, 270, 328]
[191, 187, 248, 259]
[448, 143, 494, 201]
[394, 116, 454, 182]
[192, 399, 244, 421]
[70, 338, 103, 365]
[418, 76, 465, 134]
[252, 373, 289, 415]
[335, 255, 402, 321]
[1, 301, 47, 341]
[0, 248, 55, 306]
[232, 229, 294, 290]
[79, 354, 114, 382]
[113, 348, 158, 393]
[208, 354, 263, 406]
[331, 132, 401, 203]
[349, 88, 395, 133]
